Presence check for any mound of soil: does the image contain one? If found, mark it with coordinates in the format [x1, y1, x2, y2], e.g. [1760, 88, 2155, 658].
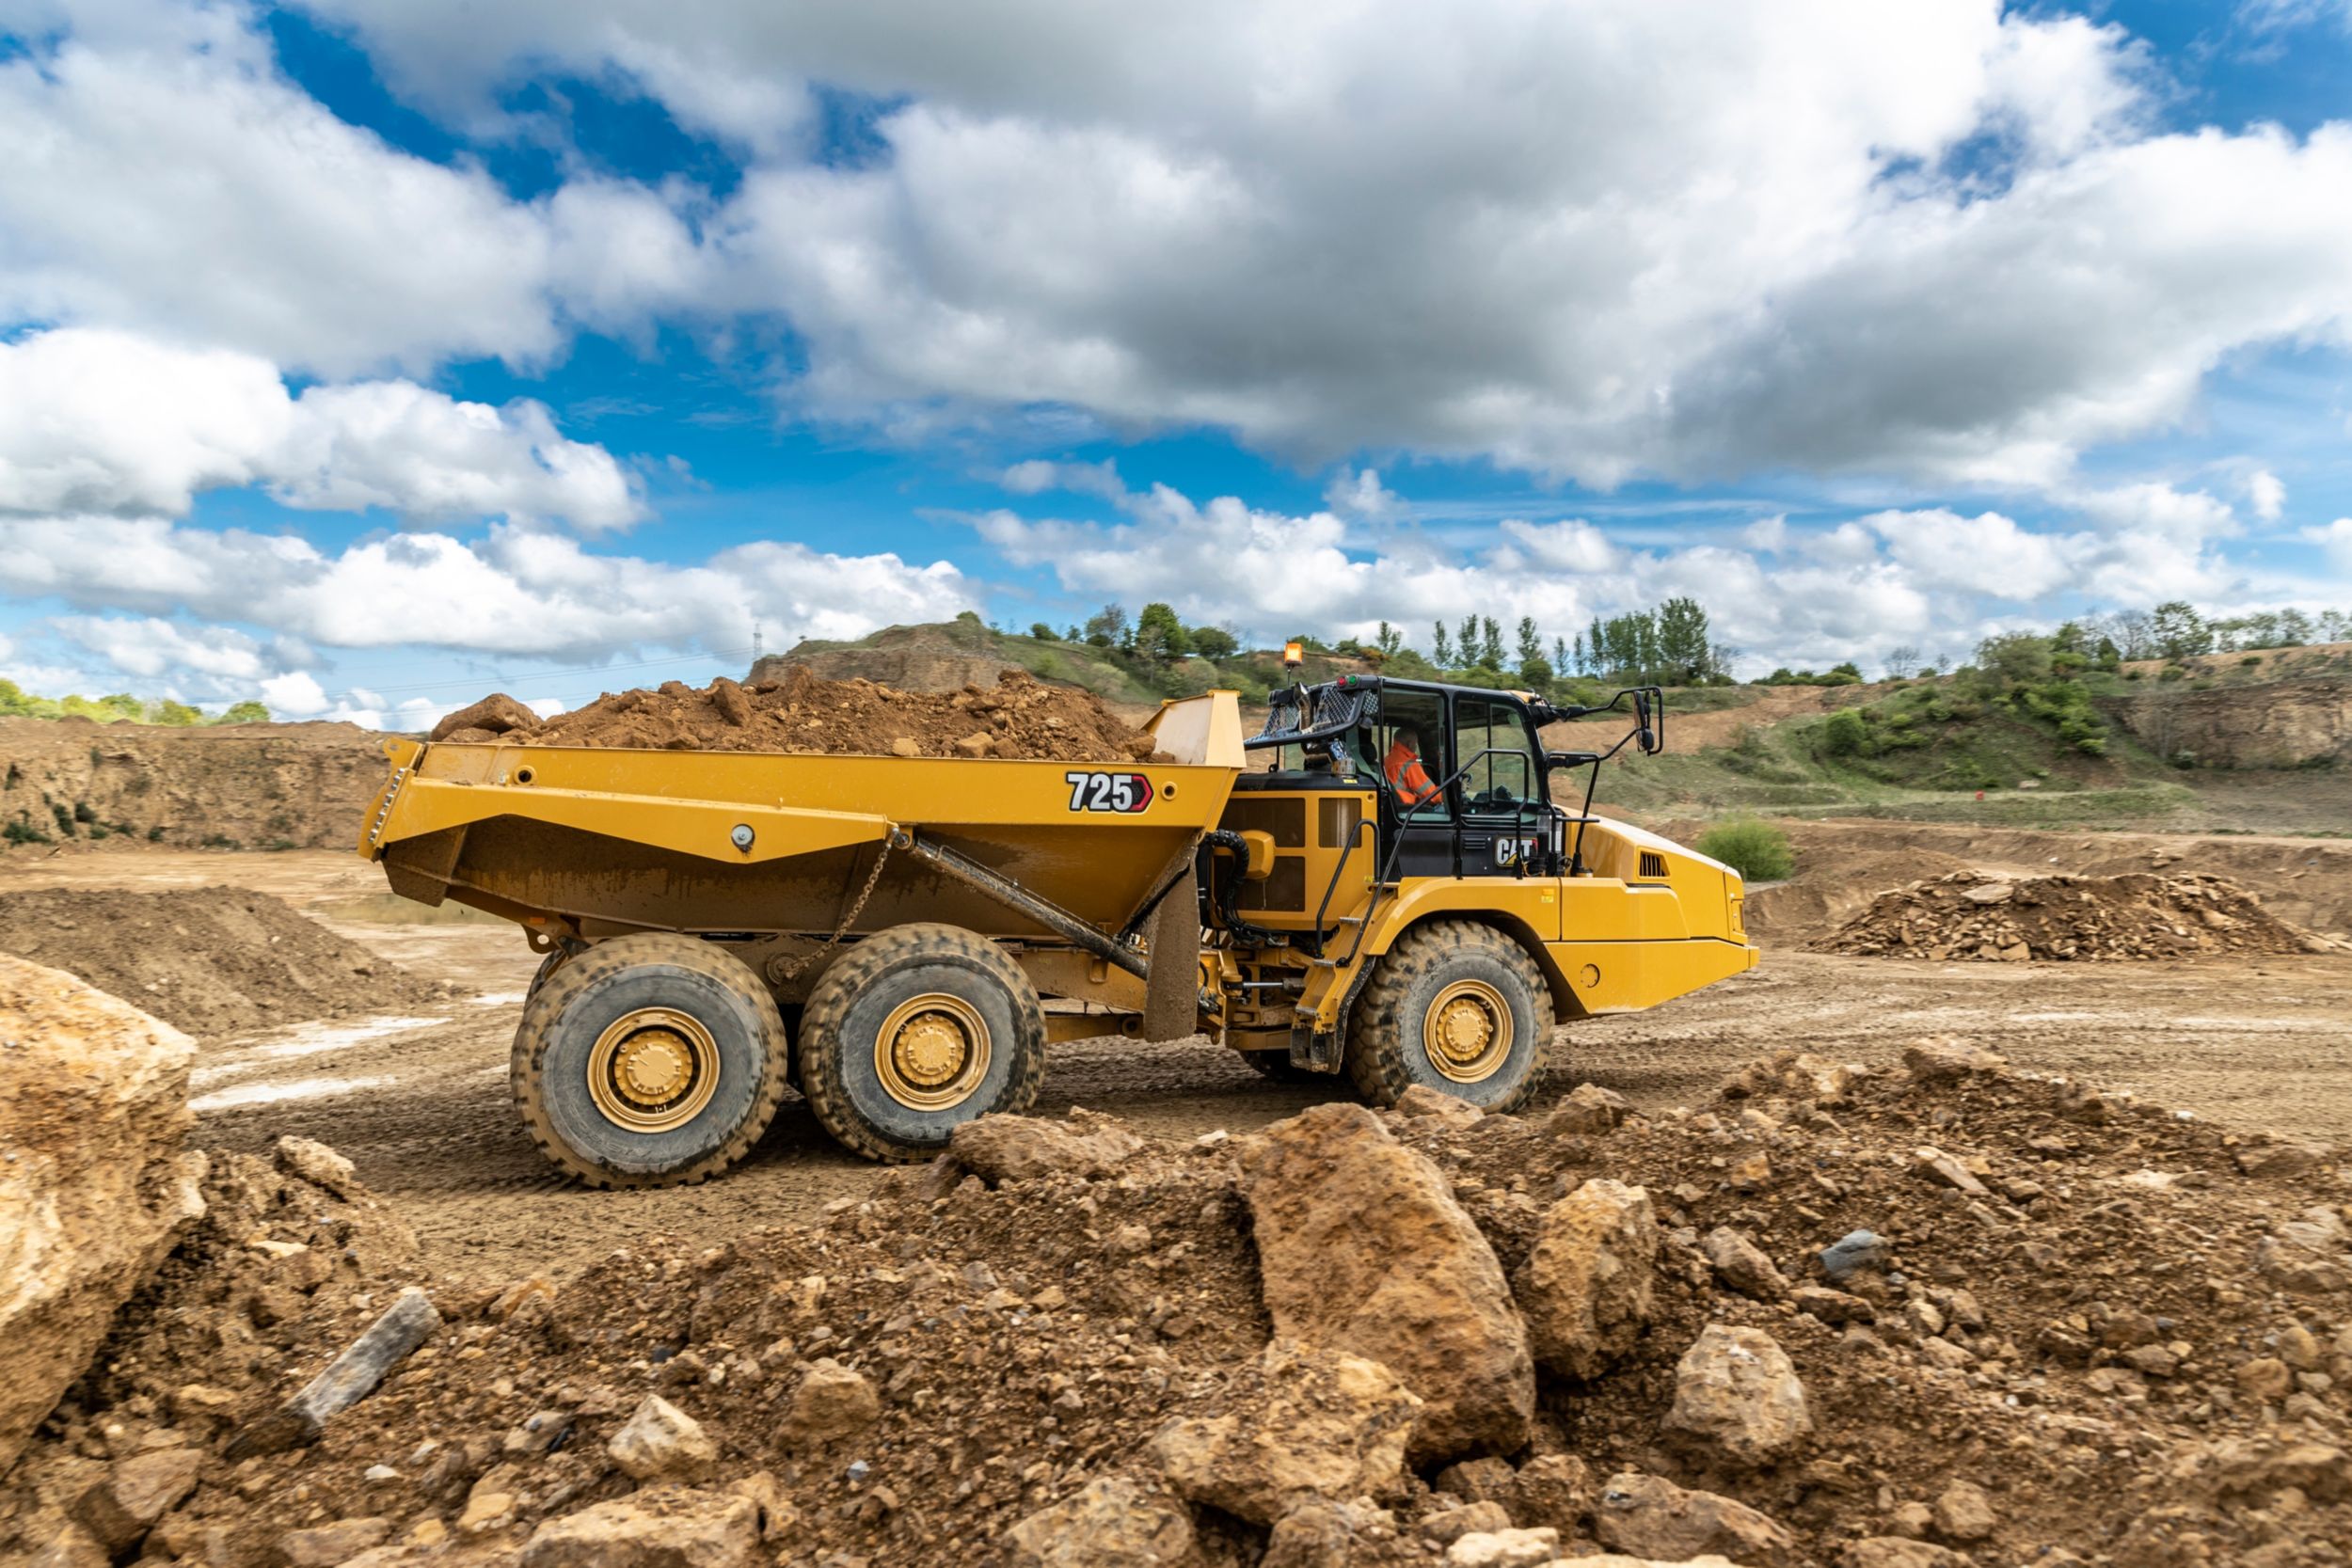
[1815, 870, 2336, 961]
[1742, 846, 1979, 945]
[435, 667, 1162, 763]
[0, 887, 437, 1037]
[11, 1047, 2352, 1568]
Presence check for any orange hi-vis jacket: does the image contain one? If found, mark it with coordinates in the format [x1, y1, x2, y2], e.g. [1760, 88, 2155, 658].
[1384, 739, 1439, 809]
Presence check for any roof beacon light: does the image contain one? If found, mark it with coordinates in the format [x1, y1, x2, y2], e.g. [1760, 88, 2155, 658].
[1282, 641, 1305, 672]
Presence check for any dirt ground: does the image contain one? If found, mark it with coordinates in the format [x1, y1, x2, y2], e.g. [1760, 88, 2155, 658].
[4, 837, 2346, 1288]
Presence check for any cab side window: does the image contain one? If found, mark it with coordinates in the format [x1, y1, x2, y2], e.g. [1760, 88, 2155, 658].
[1374, 693, 1450, 820]
[1454, 696, 1535, 816]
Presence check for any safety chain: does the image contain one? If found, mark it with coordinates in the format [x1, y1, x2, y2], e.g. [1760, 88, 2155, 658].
[768, 837, 894, 983]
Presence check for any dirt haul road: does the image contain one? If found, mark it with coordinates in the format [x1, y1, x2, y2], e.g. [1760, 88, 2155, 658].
[2, 840, 2344, 1286]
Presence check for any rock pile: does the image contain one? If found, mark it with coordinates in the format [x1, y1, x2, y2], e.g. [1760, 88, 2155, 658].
[6, 1028, 2351, 1567]
[431, 666, 1161, 762]
[1815, 870, 2335, 961]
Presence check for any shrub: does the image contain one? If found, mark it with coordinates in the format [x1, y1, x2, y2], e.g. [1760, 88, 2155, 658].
[1696, 817, 1796, 882]
[1820, 708, 1869, 757]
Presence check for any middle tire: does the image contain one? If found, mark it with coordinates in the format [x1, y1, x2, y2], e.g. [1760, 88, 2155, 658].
[798, 922, 1046, 1162]
[510, 932, 789, 1188]
[1345, 918, 1552, 1113]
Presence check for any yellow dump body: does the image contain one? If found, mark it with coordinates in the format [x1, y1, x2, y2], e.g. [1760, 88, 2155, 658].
[361, 691, 1248, 951]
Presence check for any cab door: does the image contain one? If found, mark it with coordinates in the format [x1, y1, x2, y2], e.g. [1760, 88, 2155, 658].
[1452, 693, 1562, 934]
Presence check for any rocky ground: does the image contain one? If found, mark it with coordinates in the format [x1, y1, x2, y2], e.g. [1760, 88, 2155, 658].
[6, 1005, 2350, 1568]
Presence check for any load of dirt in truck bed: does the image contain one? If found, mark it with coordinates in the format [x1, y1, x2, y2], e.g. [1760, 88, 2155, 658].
[0, 886, 437, 1037]
[431, 666, 1165, 762]
[14, 1045, 2352, 1568]
[1815, 869, 2337, 961]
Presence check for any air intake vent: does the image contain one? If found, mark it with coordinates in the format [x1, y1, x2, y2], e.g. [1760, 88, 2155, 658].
[1638, 851, 1668, 879]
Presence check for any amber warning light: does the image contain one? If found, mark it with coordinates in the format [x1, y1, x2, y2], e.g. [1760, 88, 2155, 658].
[1282, 641, 1304, 671]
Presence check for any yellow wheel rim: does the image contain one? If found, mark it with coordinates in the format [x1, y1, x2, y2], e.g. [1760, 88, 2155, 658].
[1422, 978, 1513, 1085]
[874, 992, 992, 1112]
[587, 1007, 721, 1133]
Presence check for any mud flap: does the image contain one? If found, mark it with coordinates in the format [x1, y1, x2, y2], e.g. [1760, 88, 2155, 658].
[1140, 863, 1200, 1042]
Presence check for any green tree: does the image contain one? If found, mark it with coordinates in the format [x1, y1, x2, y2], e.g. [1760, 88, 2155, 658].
[1478, 616, 1504, 670]
[1028, 622, 1058, 641]
[1431, 622, 1454, 667]
[2148, 600, 2212, 661]
[1974, 633, 2053, 689]
[1082, 603, 1130, 648]
[1132, 602, 1191, 662]
[1375, 621, 1404, 657]
[1515, 616, 1543, 672]
[1188, 625, 1239, 660]
[1456, 616, 1479, 668]
[1656, 596, 1714, 682]
[216, 701, 270, 723]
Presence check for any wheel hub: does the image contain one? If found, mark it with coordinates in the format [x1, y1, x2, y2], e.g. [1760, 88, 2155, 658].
[588, 1008, 721, 1132]
[617, 1028, 693, 1101]
[893, 1012, 968, 1087]
[1422, 979, 1512, 1084]
[874, 992, 993, 1111]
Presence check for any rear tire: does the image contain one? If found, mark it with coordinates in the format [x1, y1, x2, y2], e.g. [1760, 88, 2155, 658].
[1345, 920, 1551, 1114]
[511, 933, 789, 1188]
[799, 923, 1046, 1163]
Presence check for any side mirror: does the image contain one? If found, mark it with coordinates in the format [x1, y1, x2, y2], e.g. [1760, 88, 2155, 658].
[1634, 689, 1664, 754]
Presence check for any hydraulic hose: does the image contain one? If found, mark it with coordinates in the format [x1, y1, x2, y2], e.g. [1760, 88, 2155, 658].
[1198, 829, 1288, 948]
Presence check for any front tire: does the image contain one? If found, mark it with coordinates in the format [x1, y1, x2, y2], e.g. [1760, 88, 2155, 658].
[799, 923, 1046, 1163]
[1345, 920, 1551, 1113]
[511, 934, 789, 1188]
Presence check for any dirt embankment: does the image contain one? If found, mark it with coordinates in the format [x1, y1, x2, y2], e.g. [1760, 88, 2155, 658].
[10, 1045, 2352, 1568]
[0, 887, 439, 1037]
[0, 718, 387, 854]
[435, 666, 1161, 762]
[1817, 871, 2333, 962]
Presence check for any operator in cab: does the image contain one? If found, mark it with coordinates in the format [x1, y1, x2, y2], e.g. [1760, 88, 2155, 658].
[1383, 724, 1441, 810]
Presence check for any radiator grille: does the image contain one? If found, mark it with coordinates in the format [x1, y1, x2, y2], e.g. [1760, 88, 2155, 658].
[1638, 851, 1668, 879]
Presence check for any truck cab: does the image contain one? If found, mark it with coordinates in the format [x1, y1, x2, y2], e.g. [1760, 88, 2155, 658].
[1202, 673, 1756, 1109]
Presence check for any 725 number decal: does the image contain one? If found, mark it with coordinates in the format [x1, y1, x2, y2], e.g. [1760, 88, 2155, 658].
[1065, 770, 1154, 813]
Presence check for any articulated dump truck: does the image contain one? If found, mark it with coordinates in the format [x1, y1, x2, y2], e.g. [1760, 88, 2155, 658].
[360, 675, 1756, 1183]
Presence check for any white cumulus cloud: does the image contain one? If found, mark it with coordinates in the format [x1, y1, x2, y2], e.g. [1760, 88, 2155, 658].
[0, 328, 643, 529]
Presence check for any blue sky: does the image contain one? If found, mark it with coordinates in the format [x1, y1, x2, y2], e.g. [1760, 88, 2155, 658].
[1, 0, 2348, 723]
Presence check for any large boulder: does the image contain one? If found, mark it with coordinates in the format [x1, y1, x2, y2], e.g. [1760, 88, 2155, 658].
[1238, 1103, 1534, 1464]
[1150, 1339, 1420, 1525]
[1663, 1324, 1814, 1466]
[1005, 1477, 1198, 1567]
[0, 956, 208, 1474]
[949, 1108, 1146, 1182]
[428, 692, 542, 742]
[1596, 1471, 1795, 1565]
[519, 1490, 761, 1568]
[1516, 1180, 1660, 1379]
[606, 1396, 717, 1481]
